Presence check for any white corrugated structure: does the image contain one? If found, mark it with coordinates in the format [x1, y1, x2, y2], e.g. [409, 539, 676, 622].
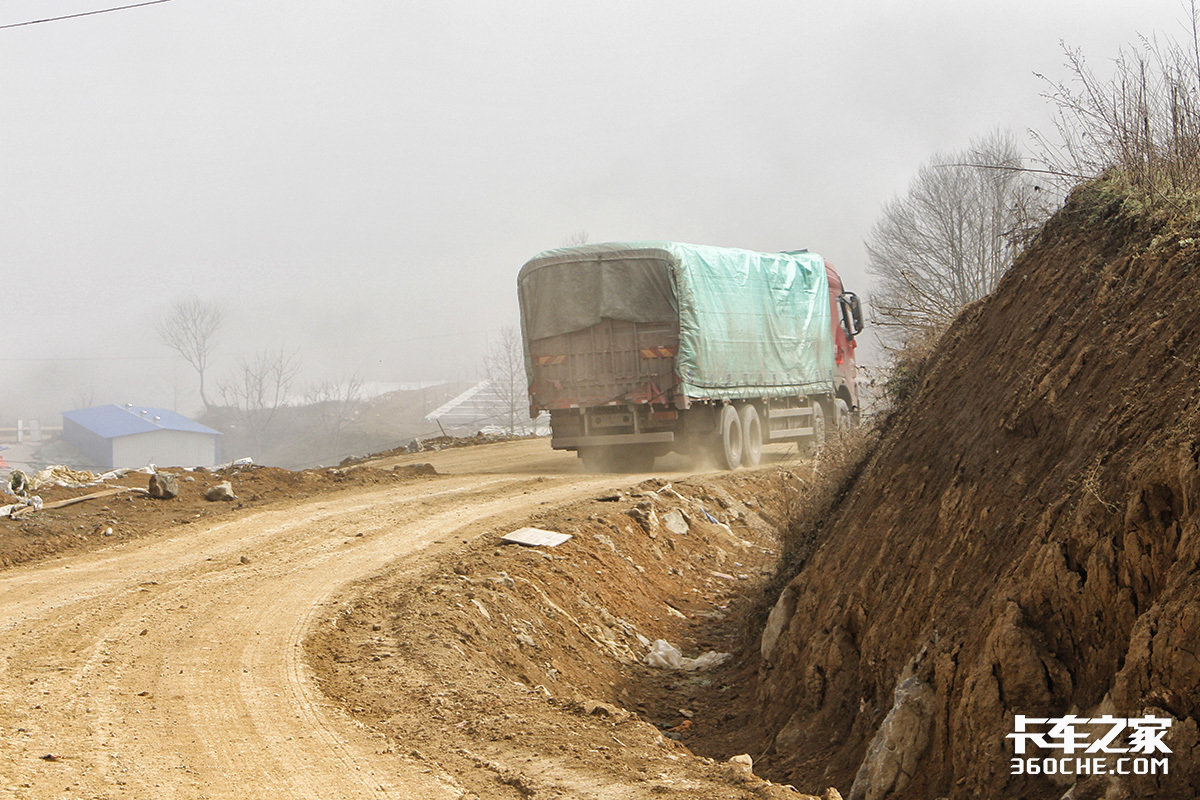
[424, 380, 548, 436]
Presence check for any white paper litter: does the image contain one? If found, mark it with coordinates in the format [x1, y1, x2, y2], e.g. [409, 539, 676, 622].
[644, 639, 731, 671]
[500, 527, 573, 547]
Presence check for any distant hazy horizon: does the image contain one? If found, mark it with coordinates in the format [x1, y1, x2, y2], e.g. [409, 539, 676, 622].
[0, 0, 1187, 424]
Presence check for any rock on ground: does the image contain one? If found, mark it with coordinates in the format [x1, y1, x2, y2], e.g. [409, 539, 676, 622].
[148, 472, 179, 499]
[205, 481, 237, 502]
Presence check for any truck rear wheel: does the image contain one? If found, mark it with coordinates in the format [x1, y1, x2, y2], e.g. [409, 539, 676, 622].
[833, 398, 851, 433]
[717, 404, 743, 470]
[803, 404, 827, 456]
[739, 404, 763, 467]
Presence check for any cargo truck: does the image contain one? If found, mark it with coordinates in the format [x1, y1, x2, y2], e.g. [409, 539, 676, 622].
[517, 242, 863, 470]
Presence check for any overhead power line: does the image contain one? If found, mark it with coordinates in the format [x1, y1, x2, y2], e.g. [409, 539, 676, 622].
[0, 355, 173, 362]
[0, 0, 173, 31]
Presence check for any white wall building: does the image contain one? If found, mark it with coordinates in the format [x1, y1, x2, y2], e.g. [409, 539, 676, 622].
[61, 404, 221, 469]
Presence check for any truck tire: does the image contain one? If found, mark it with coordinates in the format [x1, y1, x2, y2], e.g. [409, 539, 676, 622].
[717, 404, 743, 470]
[739, 404, 763, 467]
[833, 398, 851, 433]
[803, 403, 827, 456]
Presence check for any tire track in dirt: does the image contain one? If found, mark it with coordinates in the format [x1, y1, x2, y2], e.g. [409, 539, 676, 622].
[0, 469, 645, 799]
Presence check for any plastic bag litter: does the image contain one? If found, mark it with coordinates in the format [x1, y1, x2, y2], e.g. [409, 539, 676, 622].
[644, 639, 731, 671]
[7, 470, 29, 496]
[3, 464, 134, 510]
[1, 495, 43, 518]
[31, 465, 101, 490]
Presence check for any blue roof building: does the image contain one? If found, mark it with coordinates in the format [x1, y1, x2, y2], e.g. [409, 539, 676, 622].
[61, 404, 221, 469]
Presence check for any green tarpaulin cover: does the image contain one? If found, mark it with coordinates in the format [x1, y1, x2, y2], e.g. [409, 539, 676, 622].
[518, 242, 833, 400]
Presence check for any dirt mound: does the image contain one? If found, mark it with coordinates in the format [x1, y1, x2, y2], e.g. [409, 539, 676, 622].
[307, 469, 832, 799]
[339, 430, 533, 466]
[753, 184, 1200, 798]
[0, 461, 436, 569]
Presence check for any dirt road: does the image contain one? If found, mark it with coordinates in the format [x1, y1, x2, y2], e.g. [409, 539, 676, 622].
[0, 440, 781, 798]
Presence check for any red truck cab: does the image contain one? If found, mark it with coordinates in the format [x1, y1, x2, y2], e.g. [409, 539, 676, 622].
[827, 263, 864, 422]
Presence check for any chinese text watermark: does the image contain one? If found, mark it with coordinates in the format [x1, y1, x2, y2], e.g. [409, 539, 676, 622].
[1007, 714, 1171, 776]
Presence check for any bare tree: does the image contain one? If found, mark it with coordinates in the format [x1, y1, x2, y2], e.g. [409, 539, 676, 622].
[218, 348, 300, 453]
[563, 231, 590, 246]
[483, 326, 526, 435]
[71, 387, 96, 411]
[157, 297, 223, 409]
[865, 130, 1050, 343]
[304, 375, 364, 454]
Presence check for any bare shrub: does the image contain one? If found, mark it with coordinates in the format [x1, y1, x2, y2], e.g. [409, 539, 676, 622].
[304, 376, 364, 455]
[776, 425, 879, 581]
[879, 332, 939, 412]
[1035, 2, 1200, 203]
[218, 348, 301, 454]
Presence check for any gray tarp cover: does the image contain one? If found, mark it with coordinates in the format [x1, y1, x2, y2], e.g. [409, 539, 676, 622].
[517, 245, 677, 341]
[518, 242, 832, 400]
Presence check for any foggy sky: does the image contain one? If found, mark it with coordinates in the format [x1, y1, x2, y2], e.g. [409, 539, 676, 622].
[0, 0, 1187, 418]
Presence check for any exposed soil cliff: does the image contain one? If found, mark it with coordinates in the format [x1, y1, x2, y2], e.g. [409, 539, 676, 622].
[755, 184, 1200, 798]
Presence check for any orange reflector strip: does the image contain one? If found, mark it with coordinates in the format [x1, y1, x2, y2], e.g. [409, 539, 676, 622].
[535, 355, 567, 365]
[639, 346, 677, 358]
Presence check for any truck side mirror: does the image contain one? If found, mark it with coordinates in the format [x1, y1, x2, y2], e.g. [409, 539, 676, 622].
[838, 292, 864, 338]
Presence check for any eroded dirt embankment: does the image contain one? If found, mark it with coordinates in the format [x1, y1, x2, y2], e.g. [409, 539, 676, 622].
[307, 468, 837, 800]
[751, 185, 1200, 798]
